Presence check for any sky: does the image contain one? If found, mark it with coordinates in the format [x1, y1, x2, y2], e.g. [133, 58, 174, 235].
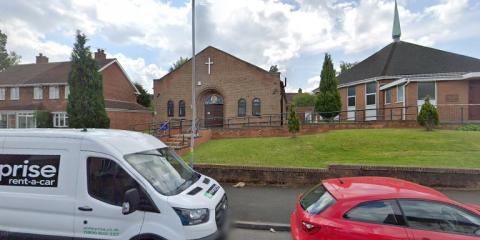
[1, 0, 479, 93]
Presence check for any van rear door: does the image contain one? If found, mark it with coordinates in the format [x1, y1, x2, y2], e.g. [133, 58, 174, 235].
[0, 136, 77, 238]
[74, 152, 144, 239]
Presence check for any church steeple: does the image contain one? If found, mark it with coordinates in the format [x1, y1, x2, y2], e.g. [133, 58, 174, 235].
[392, 0, 401, 42]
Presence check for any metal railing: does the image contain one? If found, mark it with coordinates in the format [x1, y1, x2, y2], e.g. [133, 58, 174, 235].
[128, 104, 480, 134]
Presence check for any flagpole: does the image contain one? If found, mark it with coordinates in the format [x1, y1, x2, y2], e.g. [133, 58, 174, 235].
[190, 0, 196, 168]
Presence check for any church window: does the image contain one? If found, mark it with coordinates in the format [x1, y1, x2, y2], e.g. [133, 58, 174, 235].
[238, 98, 246, 117]
[167, 100, 174, 117]
[252, 98, 261, 116]
[179, 100, 186, 117]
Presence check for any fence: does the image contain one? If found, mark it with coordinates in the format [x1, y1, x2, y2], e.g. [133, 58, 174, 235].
[128, 104, 480, 136]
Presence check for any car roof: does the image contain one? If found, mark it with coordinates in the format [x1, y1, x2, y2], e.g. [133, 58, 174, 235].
[0, 129, 167, 155]
[322, 177, 449, 202]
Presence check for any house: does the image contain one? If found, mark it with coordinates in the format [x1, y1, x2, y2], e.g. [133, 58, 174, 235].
[153, 46, 287, 128]
[0, 50, 151, 129]
[337, 1, 480, 123]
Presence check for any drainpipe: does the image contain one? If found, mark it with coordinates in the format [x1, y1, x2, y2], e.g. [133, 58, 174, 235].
[404, 78, 411, 120]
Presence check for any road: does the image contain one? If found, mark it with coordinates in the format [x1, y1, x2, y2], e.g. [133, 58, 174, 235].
[224, 185, 480, 224]
[227, 229, 291, 240]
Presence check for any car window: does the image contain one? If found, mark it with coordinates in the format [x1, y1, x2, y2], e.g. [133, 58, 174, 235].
[300, 184, 336, 215]
[399, 200, 480, 236]
[87, 157, 157, 212]
[344, 200, 402, 225]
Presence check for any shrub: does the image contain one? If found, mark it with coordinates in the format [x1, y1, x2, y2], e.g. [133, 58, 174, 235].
[288, 104, 300, 137]
[417, 96, 439, 131]
[457, 124, 480, 131]
[34, 110, 53, 128]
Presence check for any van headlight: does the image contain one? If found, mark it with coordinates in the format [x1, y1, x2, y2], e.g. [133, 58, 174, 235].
[174, 207, 209, 225]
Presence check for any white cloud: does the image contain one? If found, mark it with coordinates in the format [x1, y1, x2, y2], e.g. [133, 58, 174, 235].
[1, 0, 479, 92]
[306, 75, 320, 92]
[110, 53, 167, 93]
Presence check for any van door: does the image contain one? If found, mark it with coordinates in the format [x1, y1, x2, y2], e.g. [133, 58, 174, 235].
[0, 137, 77, 239]
[74, 153, 144, 239]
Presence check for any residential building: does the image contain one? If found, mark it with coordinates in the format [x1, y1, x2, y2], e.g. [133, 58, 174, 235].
[0, 50, 151, 129]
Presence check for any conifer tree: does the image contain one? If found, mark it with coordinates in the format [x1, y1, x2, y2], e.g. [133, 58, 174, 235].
[417, 96, 439, 131]
[288, 104, 300, 137]
[315, 53, 341, 120]
[67, 31, 110, 128]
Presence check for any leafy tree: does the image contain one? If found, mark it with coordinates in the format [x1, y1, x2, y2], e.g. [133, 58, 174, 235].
[34, 110, 53, 128]
[315, 53, 341, 120]
[169, 57, 189, 72]
[0, 30, 21, 70]
[67, 30, 110, 128]
[417, 96, 439, 131]
[134, 82, 151, 108]
[288, 103, 300, 137]
[293, 93, 316, 107]
[269, 65, 279, 73]
[339, 61, 357, 74]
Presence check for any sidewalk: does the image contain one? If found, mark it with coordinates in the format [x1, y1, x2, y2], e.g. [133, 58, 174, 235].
[224, 184, 480, 225]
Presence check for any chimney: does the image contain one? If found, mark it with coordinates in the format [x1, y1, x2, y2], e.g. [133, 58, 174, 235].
[298, 88, 303, 94]
[95, 49, 107, 61]
[36, 53, 49, 64]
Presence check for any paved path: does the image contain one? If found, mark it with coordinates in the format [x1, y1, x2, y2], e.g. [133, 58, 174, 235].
[224, 185, 480, 224]
[227, 229, 291, 240]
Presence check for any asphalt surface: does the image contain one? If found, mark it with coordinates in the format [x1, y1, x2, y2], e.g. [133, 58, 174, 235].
[224, 185, 480, 224]
[227, 229, 291, 240]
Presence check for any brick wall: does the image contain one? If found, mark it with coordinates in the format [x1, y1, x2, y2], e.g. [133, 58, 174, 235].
[153, 47, 286, 123]
[0, 85, 68, 112]
[102, 62, 138, 103]
[194, 164, 480, 189]
[107, 110, 152, 131]
[210, 121, 420, 139]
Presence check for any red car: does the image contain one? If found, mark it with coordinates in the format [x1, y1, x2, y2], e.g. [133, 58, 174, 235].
[291, 177, 480, 240]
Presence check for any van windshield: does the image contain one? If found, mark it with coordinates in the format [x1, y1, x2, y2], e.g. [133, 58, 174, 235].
[125, 148, 200, 196]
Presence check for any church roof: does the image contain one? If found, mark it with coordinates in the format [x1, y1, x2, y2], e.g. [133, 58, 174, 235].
[155, 46, 279, 81]
[338, 41, 480, 86]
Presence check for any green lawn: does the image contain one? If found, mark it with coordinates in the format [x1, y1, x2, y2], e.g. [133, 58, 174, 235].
[185, 129, 480, 169]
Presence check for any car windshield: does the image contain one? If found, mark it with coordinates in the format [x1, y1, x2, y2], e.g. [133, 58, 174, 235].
[125, 148, 200, 196]
[300, 184, 336, 215]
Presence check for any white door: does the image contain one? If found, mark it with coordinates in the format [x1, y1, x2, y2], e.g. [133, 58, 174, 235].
[74, 152, 144, 239]
[417, 82, 437, 112]
[347, 86, 356, 121]
[0, 138, 77, 238]
[365, 82, 377, 121]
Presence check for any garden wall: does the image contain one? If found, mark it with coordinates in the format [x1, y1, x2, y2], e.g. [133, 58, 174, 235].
[210, 121, 420, 139]
[194, 164, 480, 189]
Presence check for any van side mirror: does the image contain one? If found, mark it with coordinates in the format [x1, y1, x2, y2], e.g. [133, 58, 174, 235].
[122, 188, 140, 215]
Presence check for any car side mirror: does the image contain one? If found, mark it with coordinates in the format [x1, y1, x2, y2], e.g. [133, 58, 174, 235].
[122, 188, 140, 215]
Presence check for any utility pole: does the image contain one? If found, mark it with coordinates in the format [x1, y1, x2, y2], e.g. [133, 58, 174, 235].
[190, 0, 196, 168]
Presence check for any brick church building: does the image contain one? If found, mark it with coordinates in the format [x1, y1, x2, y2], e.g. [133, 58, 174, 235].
[0, 50, 151, 129]
[154, 46, 287, 128]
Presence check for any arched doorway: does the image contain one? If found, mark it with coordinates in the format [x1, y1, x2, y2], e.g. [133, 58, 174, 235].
[204, 94, 224, 128]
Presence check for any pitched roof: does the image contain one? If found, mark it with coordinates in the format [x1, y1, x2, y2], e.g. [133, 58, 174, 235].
[0, 59, 115, 86]
[338, 41, 480, 85]
[105, 99, 149, 111]
[155, 46, 280, 81]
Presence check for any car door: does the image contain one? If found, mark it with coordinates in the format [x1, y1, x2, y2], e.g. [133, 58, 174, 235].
[331, 200, 410, 240]
[74, 153, 144, 239]
[398, 200, 480, 240]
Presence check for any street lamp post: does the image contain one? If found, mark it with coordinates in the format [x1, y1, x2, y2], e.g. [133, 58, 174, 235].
[190, 0, 196, 168]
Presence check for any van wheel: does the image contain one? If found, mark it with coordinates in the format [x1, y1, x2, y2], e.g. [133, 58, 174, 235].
[131, 234, 167, 240]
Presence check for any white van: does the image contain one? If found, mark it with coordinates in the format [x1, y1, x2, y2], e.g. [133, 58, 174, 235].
[0, 129, 228, 240]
